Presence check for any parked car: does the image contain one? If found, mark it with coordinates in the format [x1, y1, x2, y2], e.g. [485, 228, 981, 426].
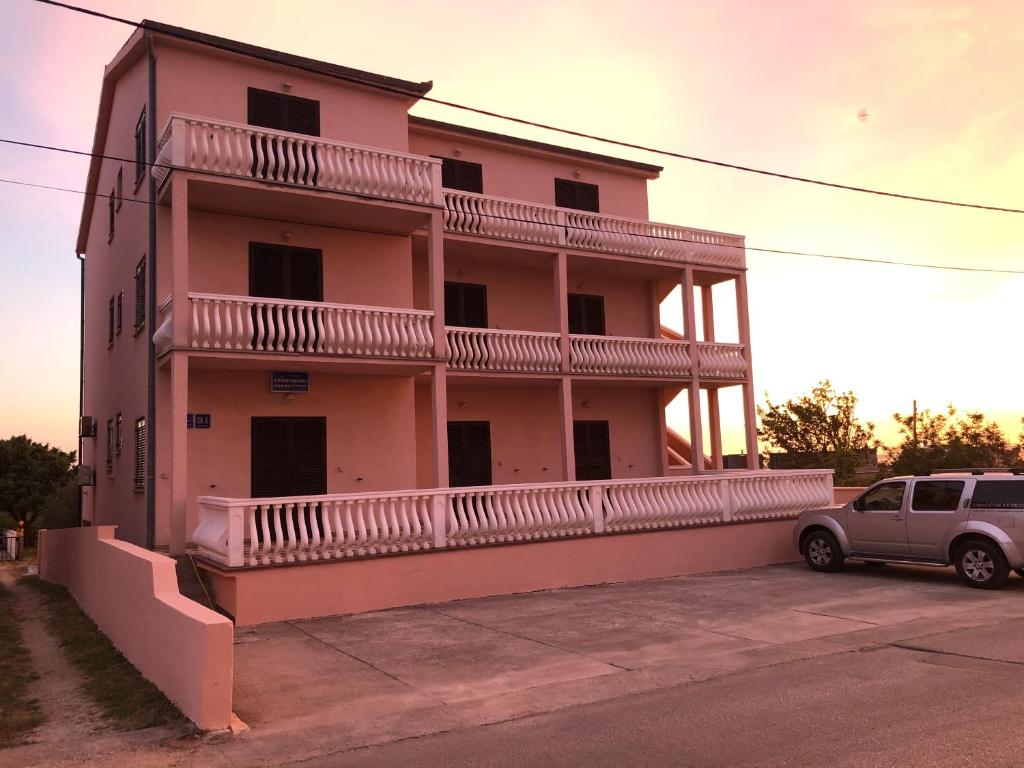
[794, 470, 1024, 588]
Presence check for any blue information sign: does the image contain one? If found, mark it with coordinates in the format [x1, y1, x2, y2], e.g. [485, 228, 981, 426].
[187, 413, 212, 429]
[271, 371, 309, 393]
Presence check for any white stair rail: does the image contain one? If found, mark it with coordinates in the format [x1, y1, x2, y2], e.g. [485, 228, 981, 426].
[195, 470, 834, 568]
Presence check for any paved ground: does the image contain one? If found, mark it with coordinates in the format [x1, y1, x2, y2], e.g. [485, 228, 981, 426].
[5, 562, 1024, 767]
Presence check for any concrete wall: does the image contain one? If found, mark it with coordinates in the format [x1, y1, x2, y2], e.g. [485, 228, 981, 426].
[38, 526, 233, 730]
[203, 518, 801, 625]
[834, 487, 865, 505]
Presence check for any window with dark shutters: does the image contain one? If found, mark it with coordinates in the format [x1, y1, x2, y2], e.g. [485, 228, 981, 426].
[108, 190, 115, 241]
[248, 243, 323, 301]
[134, 110, 146, 183]
[116, 291, 123, 334]
[444, 282, 488, 328]
[107, 297, 115, 345]
[247, 88, 321, 136]
[134, 258, 146, 331]
[433, 157, 483, 193]
[133, 418, 146, 490]
[251, 417, 327, 498]
[106, 419, 114, 473]
[567, 293, 606, 335]
[574, 421, 611, 481]
[448, 421, 492, 487]
[116, 167, 123, 211]
[115, 413, 123, 456]
[555, 178, 600, 212]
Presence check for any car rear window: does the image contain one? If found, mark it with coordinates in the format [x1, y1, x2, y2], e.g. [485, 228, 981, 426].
[911, 480, 964, 512]
[972, 481, 1024, 510]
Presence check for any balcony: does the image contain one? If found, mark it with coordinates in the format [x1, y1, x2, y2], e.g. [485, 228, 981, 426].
[443, 190, 745, 269]
[154, 113, 441, 207]
[570, 335, 691, 377]
[445, 327, 561, 373]
[169, 293, 434, 360]
[193, 470, 834, 567]
[696, 342, 747, 379]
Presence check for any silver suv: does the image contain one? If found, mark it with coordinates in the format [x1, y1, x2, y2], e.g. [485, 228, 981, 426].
[794, 470, 1024, 589]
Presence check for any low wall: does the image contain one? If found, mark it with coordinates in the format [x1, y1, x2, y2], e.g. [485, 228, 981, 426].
[201, 518, 803, 625]
[834, 487, 864, 505]
[38, 526, 233, 731]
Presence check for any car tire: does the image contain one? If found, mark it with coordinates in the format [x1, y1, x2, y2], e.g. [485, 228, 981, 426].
[953, 539, 1009, 589]
[803, 530, 844, 573]
[1015, 568, 1024, 579]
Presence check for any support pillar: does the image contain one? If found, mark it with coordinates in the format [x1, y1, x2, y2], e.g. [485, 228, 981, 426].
[558, 377, 575, 481]
[682, 267, 704, 474]
[554, 251, 570, 372]
[736, 271, 759, 468]
[655, 388, 670, 476]
[168, 351, 188, 555]
[427, 213, 446, 359]
[170, 177, 189, 348]
[707, 387, 723, 470]
[430, 364, 449, 487]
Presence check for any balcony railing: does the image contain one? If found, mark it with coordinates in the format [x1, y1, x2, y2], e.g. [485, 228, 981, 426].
[194, 470, 834, 567]
[187, 293, 434, 359]
[696, 342, 747, 379]
[570, 335, 691, 376]
[446, 327, 561, 372]
[154, 113, 441, 206]
[443, 190, 745, 269]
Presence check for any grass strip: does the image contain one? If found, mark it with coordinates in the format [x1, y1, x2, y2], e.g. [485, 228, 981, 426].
[0, 581, 45, 747]
[21, 576, 187, 731]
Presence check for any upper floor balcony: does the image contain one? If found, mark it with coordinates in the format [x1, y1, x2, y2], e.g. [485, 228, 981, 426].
[154, 113, 442, 207]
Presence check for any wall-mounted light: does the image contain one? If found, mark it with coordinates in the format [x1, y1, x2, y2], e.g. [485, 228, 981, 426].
[282, 393, 295, 403]
[282, 231, 293, 242]
[458, 401, 469, 410]
[282, 82, 293, 91]
[581, 400, 590, 409]
[453, 148, 462, 157]
[573, 170, 582, 179]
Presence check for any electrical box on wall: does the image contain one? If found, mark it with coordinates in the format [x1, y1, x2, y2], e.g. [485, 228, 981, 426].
[76, 465, 96, 487]
[79, 416, 96, 438]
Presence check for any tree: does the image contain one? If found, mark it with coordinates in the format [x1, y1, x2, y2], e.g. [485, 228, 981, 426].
[886, 407, 1020, 475]
[0, 436, 77, 538]
[757, 380, 877, 486]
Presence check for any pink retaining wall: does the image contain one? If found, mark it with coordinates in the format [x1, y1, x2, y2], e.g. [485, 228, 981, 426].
[834, 487, 864, 505]
[203, 518, 803, 626]
[38, 526, 233, 730]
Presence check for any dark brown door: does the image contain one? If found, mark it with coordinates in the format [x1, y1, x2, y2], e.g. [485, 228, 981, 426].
[574, 420, 611, 481]
[247, 88, 321, 183]
[448, 421, 492, 487]
[251, 417, 327, 498]
[444, 282, 488, 328]
[567, 293, 606, 335]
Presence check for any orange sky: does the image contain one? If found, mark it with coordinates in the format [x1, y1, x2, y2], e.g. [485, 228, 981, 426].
[0, 0, 1020, 455]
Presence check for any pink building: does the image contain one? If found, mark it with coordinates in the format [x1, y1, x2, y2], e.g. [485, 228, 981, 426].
[76, 22, 832, 621]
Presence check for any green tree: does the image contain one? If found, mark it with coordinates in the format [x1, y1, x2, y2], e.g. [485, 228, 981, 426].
[0, 436, 77, 538]
[886, 407, 1019, 475]
[757, 380, 877, 486]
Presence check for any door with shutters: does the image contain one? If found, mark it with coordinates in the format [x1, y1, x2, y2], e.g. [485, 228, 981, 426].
[567, 294, 606, 336]
[444, 282, 488, 328]
[574, 420, 611, 481]
[249, 243, 323, 350]
[448, 421, 492, 487]
[247, 88, 321, 182]
[251, 417, 327, 498]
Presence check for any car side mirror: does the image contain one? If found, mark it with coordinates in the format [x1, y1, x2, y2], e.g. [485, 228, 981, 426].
[852, 499, 863, 512]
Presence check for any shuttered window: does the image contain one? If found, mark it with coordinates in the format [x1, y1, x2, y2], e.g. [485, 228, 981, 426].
[448, 421, 492, 487]
[107, 297, 115, 345]
[115, 413, 123, 455]
[106, 419, 114, 473]
[434, 157, 483, 193]
[134, 257, 146, 331]
[444, 282, 487, 328]
[247, 88, 321, 136]
[249, 243, 323, 301]
[116, 291, 123, 334]
[134, 418, 146, 490]
[567, 293, 605, 335]
[116, 167, 123, 211]
[134, 110, 146, 182]
[574, 420, 611, 481]
[251, 417, 327, 498]
[108, 190, 116, 241]
[555, 178, 600, 212]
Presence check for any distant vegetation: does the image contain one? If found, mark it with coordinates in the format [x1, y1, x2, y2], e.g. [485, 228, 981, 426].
[0, 436, 78, 541]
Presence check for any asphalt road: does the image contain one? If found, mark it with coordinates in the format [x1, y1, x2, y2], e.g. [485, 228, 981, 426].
[331, 617, 1024, 768]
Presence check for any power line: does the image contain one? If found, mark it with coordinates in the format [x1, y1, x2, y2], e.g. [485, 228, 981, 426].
[3, 172, 1021, 276]
[29, 0, 1024, 216]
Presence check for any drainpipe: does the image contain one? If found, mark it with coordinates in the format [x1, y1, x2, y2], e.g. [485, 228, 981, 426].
[145, 29, 158, 549]
[77, 251, 85, 526]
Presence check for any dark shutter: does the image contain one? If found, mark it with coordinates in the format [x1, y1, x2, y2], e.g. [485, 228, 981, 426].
[108, 191, 115, 240]
[567, 293, 605, 335]
[287, 249, 323, 302]
[249, 244, 287, 298]
[134, 110, 146, 182]
[435, 157, 483, 193]
[247, 88, 320, 136]
[249, 243, 323, 301]
[116, 292, 123, 334]
[251, 417, 326, 497]
[448, 421, 492, 487]
[574, 421, 611, 481]
[108, 297, 115, 344]
[133, 418, 146, 490]
[555, 178, 600, 212]
[134, 257, 146, 330]
[444, 282, 487, 328]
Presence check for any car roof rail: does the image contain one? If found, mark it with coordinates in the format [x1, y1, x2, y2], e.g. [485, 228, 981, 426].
[926, 467, 1024, 476]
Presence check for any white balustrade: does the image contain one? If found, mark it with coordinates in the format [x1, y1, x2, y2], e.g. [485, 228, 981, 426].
[442, 190, 745, 269]
[194, 470, 834, 568]
[570, 335, 691, 376]
[446, 327, 561, 372]
[697, 342, 747, 379]
[188, 293, 433, 359]
[155, 113, 441, 205]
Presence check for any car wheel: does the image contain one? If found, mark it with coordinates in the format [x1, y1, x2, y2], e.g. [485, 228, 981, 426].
[954, 540, 1009, 589]
[1015, 568, 1024, 579]
[803, 530, 843, 573]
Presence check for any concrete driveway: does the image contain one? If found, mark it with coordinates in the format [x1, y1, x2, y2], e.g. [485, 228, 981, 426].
[223, 562, 1023, 764]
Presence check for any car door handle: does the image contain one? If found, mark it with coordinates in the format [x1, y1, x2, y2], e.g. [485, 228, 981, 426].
[891, 515, 904, 522]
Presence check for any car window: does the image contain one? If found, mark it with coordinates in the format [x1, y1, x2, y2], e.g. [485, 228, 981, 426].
[972, 481, 1024, 510]
[911, 480, 964, 512]
[856, 482, 905, 511]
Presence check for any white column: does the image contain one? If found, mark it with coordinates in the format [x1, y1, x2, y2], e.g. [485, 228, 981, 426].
[168, 351, 188, 555]
[170, 176, 189, 348]
[554, 251, 570, 372]
[427, 213, 446, 359]
[682, 267, 704, 474]
[736, 272, 758, 468]
[559, 377, 575, 481]
[431, 364, 449, 487]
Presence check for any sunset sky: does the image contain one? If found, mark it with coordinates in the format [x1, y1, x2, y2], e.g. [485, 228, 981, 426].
[0, 0, 1020, 455]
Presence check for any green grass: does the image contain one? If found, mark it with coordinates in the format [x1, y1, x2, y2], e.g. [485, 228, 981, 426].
[21, 577, 187, 731]
[0, 581, 45, 747]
